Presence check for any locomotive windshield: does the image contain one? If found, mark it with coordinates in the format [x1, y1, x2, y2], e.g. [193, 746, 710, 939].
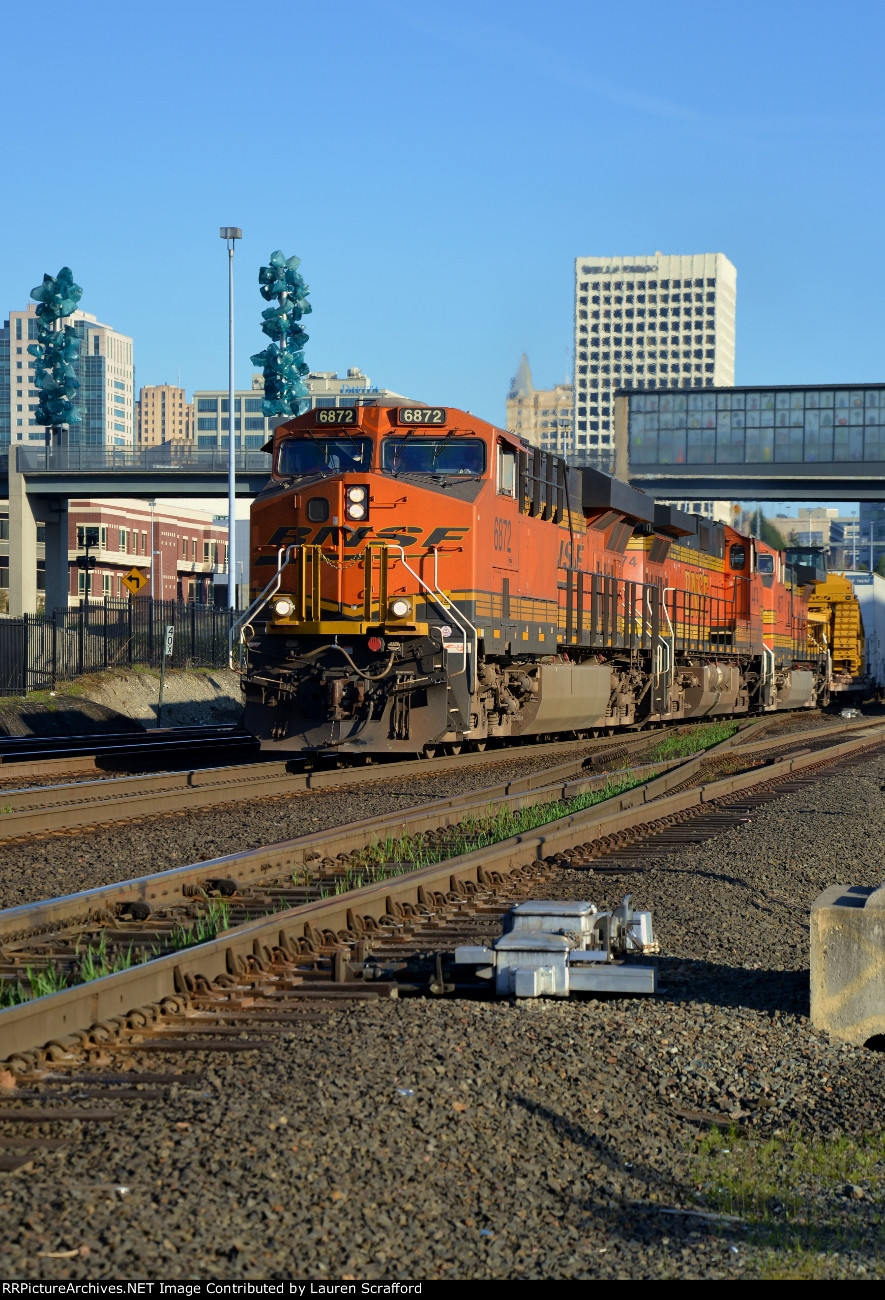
[277, 437, 373, 478]
[381, 437, 485, 476]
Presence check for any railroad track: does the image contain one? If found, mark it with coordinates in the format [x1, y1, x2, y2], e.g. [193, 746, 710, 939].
[0, 715, 840, 951]
[0, 717, 882, 1072]
[0, 720, 743, 841]
[1, 728, 883, 1175]
[0, 725, 259, 781]
[0, 712, 868, 842]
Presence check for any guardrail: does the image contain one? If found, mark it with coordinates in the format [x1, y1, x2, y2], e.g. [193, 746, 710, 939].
[15, 446, 271, 474]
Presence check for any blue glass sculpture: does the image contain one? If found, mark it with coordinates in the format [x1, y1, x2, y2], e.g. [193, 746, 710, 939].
[28, 270, 83, 428]
[253, 251, 311, 419]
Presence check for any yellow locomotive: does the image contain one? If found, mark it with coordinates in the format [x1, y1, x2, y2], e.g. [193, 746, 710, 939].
[787, 548, 868, 700]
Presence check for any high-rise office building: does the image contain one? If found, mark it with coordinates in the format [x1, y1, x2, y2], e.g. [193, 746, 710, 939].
[0, 304, 134, 447]
[136, 384, 194, 446]
[192, 368, 415, 450]
[573, 252, 736, 470]
[505, 354, 573, 450]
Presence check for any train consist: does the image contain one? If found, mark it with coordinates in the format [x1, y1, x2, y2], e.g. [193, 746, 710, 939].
[235, 403, 839, 755]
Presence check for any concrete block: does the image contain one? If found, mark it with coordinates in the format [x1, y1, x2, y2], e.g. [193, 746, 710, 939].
[811, 883, 885, 1045]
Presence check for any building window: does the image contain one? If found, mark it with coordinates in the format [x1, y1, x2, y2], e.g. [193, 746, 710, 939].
[197, 398, 217, 412]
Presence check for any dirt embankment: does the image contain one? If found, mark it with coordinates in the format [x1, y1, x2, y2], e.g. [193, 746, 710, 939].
[0, 669, 244, 736]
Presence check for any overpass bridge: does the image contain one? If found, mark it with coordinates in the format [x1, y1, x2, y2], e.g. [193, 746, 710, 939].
[9, 380, 885, 613]
[6, 445, 272, 615]
[614, 383, 885, 502]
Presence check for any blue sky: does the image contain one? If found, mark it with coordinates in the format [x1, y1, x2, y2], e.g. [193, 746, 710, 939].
[2, 0, 884, 434]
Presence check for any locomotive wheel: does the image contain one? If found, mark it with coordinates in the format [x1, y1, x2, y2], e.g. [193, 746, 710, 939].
[472, 740, 487, 752]
[422, 745, 439, 759]
[446, 742, 463, 755]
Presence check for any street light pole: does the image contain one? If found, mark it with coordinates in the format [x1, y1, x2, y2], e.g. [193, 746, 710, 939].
[220, 227, 242, 611]
[149, 499, 156, 603]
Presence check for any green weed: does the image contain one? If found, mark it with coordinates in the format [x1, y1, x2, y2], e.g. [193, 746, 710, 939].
[648, 719, 738, 761]
[0, 963, 69, 1007]
[693, 1124, 885, 1278]
[167, 898, 231, 950]
[341, 774, 651, 884]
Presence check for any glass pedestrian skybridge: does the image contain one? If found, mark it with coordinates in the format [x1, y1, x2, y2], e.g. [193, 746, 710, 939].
[617, 383, 885, 501]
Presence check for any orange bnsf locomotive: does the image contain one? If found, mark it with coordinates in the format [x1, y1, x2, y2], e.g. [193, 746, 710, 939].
[235, 403, 828, 754]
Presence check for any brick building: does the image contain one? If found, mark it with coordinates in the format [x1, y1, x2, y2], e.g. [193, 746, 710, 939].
[67, 501, 229, 604]
[0, 500, 230, 609]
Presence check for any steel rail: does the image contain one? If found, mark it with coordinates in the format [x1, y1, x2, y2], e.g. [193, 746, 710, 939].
[0, 717, 870, 939]
[0, 720, 755, 840]
[1, 726, 883, 1064]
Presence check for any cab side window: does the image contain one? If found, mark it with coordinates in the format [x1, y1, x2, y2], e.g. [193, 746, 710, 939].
[729, 544, 746, 570]
[497, 445, 516, 497]
[758, 553, 774, 574]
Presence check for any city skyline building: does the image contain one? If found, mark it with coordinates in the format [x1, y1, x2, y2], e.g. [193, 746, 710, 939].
[0, 304, 134, 447]
[505, 354, 573, 451]
[573, 251, 737, 471]
[136, 384, 194, 447]
[191, 368, 415, 450]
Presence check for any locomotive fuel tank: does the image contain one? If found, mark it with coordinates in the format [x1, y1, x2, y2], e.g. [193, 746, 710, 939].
[681, 663, 746, 717]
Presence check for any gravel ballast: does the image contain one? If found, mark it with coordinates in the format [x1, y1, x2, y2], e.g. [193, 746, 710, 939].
[0, 714, 858, 912]
[0, 743, 634, 911]
[1, 749, 884, 1279]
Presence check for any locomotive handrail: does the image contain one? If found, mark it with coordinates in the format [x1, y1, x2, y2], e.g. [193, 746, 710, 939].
[431, 545, 479, 693]
[656, 589, 676, 696]
[760, 642, 776, 708]
[228, 544, 299, 671]
[385, 544, 478, 693]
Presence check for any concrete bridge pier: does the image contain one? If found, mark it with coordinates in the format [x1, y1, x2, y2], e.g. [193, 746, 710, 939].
[7, 451, 69, 616]
[43, 499, 70, 614]
[8, 452, 39, 616]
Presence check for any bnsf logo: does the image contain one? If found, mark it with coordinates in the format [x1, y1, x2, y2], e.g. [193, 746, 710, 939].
[256, 524, 470, 562]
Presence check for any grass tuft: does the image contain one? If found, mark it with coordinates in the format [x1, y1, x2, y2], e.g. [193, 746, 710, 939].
[648, 719, 738, 761]
[693, 1124, 885, 1278]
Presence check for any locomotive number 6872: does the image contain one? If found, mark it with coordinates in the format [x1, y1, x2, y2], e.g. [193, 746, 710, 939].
[234, 402, 829, 755]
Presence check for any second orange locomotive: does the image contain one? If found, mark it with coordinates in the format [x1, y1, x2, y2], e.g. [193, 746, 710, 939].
[236, 402, 827, 754]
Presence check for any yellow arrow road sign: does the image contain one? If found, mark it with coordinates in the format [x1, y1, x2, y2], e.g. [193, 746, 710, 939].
[121, 566, 149, 595]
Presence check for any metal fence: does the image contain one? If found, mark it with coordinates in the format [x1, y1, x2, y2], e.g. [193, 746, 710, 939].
[16, 445, 270, 474]
[0, 600, 234, 695]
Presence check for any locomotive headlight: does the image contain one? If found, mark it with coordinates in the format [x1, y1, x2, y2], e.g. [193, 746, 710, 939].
[272, 596, 295, 618]
[388, 597, 411, 619]
[345, 485, 370, 521]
